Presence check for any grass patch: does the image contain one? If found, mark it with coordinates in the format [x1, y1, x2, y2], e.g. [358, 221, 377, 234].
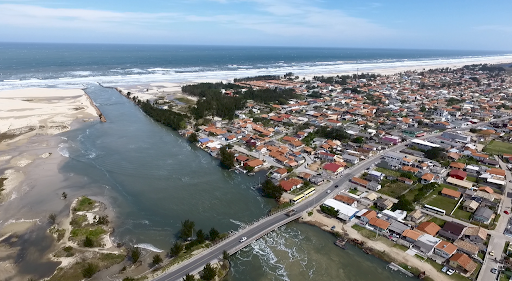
[48, 252, 124, 281]
[393, 244, 409, 252]
[375, 167, 402, 177]
[352, 224, 378, 240]
[424, 194, 457, 213]
[73, 196, 95, 212]
[348, 188, 359, 195]
[174, 97, 196, 105]
[70, 226, 106, 247]
[457, 156, 480, 166]
[484, 140, 512, 155]
[466, 176, 477, 183]
[270, 202, 292, 213]
[428, 217, 446, 227]
[452, 208, 472, 221]
[379, 181, 411, 198]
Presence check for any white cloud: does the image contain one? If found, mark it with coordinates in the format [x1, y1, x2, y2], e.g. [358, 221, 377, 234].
[0, 2, 394, 45]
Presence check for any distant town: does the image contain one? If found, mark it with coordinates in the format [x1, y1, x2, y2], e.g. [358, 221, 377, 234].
[119, 63, 512, 281]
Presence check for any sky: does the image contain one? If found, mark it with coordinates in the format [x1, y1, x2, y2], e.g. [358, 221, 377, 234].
[0, 0, 511, 50]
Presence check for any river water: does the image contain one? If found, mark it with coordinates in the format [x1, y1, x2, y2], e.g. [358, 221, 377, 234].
[53, 85, 413, 281]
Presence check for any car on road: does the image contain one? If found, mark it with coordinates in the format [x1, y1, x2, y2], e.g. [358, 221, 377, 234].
[505, 210, 510, 215]
[491, 268, 498, 274]
[326, 190, 331, 194]
[285, 209, 297, 217]
[490, 251, 495, 256]
[239, 237, 247, 243]
[334, 185, 339, 188]
[446, 269, 455, 275]
[442, 266, 448, 273]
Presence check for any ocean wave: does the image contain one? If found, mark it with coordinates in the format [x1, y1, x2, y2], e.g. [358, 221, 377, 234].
[1, 54, 512, 90]
[134, 243, 164, 252]
[57, 143, 69, 157]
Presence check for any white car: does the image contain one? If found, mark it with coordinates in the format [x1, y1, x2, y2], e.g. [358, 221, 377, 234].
[446, 269, 455, 275]
[239, 237, 247, 243]
[326, 190, 331, 194]
[441, 266, 448, 273]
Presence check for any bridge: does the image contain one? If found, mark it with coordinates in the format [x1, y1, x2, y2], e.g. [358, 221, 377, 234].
[149, 118, 507, 281]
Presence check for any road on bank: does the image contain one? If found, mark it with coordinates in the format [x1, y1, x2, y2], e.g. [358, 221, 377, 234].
[153, 118, 509, 281]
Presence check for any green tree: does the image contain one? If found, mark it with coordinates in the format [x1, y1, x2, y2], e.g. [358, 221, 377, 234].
[209, 228, 220, 241]
[320, 205, 339, 217]
[420, 105, 427, 112]
[130, 247, 142, 263]
[81, 262, 99, 278]
[187, 132, 199, 143]
[261, 179, 284, 200]
[152, 254, 163, 265]
[170, 241, 184, 257]
[196, 229, 206, 244]
[83, 236, 94, 247]
[180, 219, 195, 240]
[424, 147, 447, 161]
[219, 146, 235, 169]
[393, 195, 415, 212]
[201, 263, 217, 281]
[352, 136, 364, 144]
[183, 274, 196, 281]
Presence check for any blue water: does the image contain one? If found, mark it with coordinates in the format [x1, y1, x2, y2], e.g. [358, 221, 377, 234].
[1, 43, 511, 90]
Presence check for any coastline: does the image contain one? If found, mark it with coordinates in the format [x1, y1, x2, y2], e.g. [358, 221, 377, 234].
[0, 88, 103, 280]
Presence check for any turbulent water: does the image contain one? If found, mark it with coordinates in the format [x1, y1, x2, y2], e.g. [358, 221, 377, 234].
[1, 43, 512, 90]
[2, 43, 508, 280]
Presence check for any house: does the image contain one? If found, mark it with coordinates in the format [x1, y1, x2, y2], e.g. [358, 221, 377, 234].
[453, 239, 479, 257]
[368, 217, 390, 232]
[409, 139, 440, 151]
[420, 173, 435, 184]
[441, 188, 462, 200]
[359, 210, 377, 225]
[463, 227, 488, 244]
[236, 154, 250, 165]
[383, 151, 408, 168]
[397, 177, 414, 185]
[478, 186, 494, 194]
[449, 253, 478, 275]
[446, 177, 473, 189]
[279, 178, 303, 192]
[438, 221, 466, 241]
[245, 159, 264, 169]
[366, 181, 382, 191]
[271, 168, 288, 180]
[402, 229, 422, 243]
[473, 206, 494, 224]
[334, 194, 357, 208]
[413, 234, 441, 256]
[462, 200, 480, 213]
[449, 169, 467, 181]
[487, 168, 506, 179]
[416, 221, 441, 236]
[342, 154, 360, 164]
[367, 171, 384, 182]
[388, 220, 410, 236]
[434, 241, 458, 259]
[322, 199, 359, 221]
[375, 197, 394, 210]
[406, 209, 425, 223]
[323, 162, 345, 176]
[351, 177, 369, 188]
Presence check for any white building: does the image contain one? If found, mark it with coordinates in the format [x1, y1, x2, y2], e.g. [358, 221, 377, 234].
[323, 199, 359, 221]
[409, 139, 440, 151]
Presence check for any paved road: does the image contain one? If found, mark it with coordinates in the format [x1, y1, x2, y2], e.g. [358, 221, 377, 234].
[478, 157, 512, 281]
[151, 117, 509, 281]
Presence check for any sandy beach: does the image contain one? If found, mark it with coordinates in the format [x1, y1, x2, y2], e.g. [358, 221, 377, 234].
[0, 88, 103, 281]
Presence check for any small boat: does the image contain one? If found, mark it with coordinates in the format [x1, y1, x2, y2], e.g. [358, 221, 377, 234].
[362, 248, 371, 254]
[334, 239, 347, 249]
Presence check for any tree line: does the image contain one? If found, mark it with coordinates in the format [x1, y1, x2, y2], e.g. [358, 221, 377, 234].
[138, 99, 188, 130]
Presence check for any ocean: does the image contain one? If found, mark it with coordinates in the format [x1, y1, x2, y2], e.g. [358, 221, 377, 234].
[1, 43, 509, 280]
[1, 43, 511, 90]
